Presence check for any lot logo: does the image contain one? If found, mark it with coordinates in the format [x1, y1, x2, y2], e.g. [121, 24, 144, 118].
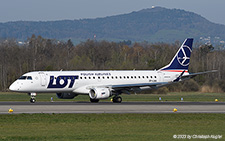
[47, 75, 78, 88]
[177, 45, 192, 66]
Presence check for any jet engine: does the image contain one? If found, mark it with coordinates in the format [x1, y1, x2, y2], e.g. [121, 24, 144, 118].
[56, 93, 78, 99]
[89, 88, 111, 99]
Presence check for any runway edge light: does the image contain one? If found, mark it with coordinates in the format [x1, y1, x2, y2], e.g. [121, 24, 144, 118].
[215, 99, 218, 102]
[173, 108, 178, 112]
[8, 108, 13, 113]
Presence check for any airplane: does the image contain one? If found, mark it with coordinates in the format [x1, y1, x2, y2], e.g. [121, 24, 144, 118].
[9, 38, 217, 103]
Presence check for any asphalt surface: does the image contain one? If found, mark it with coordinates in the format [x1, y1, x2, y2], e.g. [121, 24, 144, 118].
[0, 101, 225, 114]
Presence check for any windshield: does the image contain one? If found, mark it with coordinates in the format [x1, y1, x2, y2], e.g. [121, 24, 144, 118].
[18, 76, 32, 80]
[18, 76, 27, 80]
[27, 76, 32, 80]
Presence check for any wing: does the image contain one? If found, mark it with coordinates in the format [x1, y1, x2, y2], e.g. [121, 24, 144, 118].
[111, 82, 169, 89]
[107, 82, 171, 94]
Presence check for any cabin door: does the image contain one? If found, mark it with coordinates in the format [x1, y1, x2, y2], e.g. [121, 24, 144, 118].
[39, 72, 47, 86]
[157, 71, 164, 82]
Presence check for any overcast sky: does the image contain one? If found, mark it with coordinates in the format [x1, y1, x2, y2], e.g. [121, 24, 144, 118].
[0, 0, 225, 25]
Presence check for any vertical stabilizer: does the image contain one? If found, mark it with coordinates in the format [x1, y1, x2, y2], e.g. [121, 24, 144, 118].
[159, 38, 193, 72]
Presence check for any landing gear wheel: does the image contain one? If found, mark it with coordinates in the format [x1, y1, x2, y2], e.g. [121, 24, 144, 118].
[29, 93, 37, 103]
[30, 98, 36, 103]
[90, 98, 99, 103]
[113, 96, 122, 103]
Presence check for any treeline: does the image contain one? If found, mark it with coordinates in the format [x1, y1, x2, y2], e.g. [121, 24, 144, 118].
[0, 35, 224, 92]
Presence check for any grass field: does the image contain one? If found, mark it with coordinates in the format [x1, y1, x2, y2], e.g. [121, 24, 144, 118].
[1, 93, 224, 140]
[0, 113, 224, 140]
[0, 92, 224, 102]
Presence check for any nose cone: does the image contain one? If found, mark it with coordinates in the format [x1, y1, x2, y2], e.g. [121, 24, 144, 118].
[9, 82, 19, 91]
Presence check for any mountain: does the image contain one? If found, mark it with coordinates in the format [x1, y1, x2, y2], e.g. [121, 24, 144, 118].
[0, 7, 225, 44]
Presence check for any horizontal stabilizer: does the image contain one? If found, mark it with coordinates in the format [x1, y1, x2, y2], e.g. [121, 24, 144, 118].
[181, 70, 218, 80]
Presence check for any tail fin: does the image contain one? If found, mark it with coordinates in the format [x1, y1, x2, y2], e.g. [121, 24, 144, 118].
[159, 38, 193, 72]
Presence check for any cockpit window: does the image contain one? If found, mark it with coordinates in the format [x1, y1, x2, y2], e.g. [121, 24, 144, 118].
[27, 76, 32, 80]
[18, 76, 27, 80]
[18, 76, 32, 80]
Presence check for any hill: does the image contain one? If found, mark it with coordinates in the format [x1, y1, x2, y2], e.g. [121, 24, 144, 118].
[0, 7, 225, 44]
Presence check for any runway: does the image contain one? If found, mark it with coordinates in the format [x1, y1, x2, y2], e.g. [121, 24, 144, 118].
[0, 101, 225, 114]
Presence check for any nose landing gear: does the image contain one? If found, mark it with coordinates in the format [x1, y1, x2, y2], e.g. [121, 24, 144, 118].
[30, 98, 36, 103]
[29, 93, 37, 103]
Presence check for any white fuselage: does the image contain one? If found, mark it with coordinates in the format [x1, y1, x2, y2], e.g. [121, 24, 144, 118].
[9, 70, 183, 94]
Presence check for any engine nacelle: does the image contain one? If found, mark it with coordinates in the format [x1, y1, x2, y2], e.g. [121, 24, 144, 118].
[89, 88, 111, 99]
[56, 93, 78, 99]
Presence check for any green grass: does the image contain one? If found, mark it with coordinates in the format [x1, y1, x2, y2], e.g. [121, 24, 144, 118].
[0, 92, 225, 102]
[0, 113, 224, 140]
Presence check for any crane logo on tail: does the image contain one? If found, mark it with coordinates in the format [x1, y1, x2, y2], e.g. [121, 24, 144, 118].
[177, 45, 192, 67]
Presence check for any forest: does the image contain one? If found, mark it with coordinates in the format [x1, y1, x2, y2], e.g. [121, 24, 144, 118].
[0, 34, 224, 93]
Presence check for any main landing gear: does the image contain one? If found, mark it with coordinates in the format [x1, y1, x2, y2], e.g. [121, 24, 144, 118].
[112, 96, 122, 103]
[29, 93, 36, 103]
[90, 96, 122, 103]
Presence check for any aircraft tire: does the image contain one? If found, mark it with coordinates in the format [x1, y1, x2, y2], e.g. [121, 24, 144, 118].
[113, 96, 122, 103]
[30, 98, 36, 103]
[90, 98, 99, 103]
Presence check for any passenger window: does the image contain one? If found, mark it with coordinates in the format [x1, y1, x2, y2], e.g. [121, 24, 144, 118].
[27, 76, 32, 80]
